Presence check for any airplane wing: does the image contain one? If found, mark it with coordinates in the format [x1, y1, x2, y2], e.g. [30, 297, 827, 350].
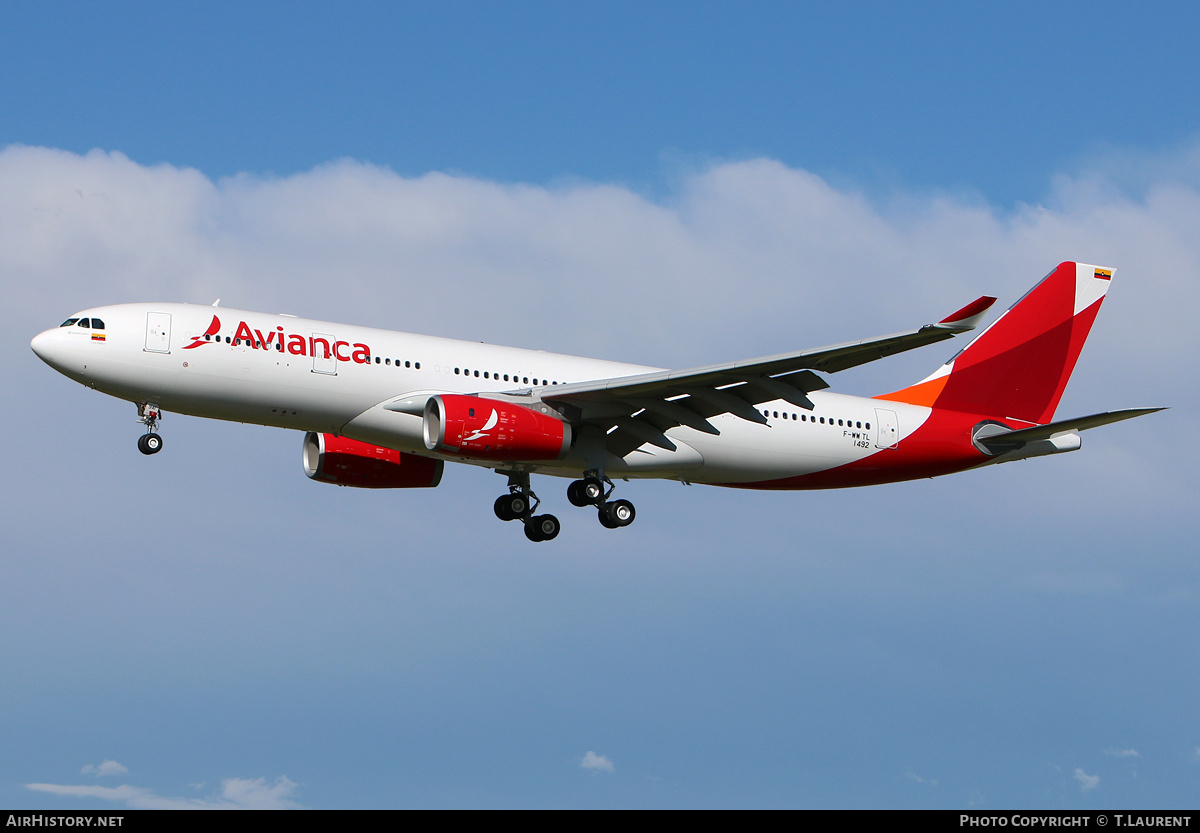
[537, 295, 997, 455]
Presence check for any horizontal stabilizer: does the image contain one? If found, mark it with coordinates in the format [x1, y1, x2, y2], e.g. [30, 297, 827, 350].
[977, 407, 1164, 450]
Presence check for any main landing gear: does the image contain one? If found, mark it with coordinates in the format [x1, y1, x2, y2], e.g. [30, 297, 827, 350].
[567, 471, 636, 530]
[136, 403, 163, 455]
[494, 469, 636, 543]
[494, 471, 561, 542]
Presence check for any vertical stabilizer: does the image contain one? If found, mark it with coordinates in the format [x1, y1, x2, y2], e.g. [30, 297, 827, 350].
[877, 262, 1113, 424]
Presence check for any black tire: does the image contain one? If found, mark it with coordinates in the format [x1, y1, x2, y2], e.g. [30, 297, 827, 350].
[494, 495, 516, 521]
[494, 493, 528, 521]
[527, 514, 560, 542]
[138, 434, 163, 455]
[567, 480, 590, 507]
[597, 506, 619, 529]
[605, 499, 635, 527]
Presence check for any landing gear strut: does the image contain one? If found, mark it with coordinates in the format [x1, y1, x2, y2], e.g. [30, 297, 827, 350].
[494, 470, 560, 542]
[567, 470, 635, 529]
[136, 403, 163, 455]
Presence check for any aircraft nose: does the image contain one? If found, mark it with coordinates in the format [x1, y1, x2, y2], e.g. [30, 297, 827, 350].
[31, 328, 65, 368]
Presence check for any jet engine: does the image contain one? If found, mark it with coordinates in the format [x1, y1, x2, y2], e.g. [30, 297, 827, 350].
[423, 394, 571, 461]
[303, 432, 443, 488]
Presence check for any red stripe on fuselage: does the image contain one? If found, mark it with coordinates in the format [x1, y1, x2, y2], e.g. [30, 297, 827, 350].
[716, 407, 998, 490]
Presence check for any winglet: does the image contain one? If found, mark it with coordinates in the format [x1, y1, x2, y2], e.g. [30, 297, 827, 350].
[936, 296, 997, 331]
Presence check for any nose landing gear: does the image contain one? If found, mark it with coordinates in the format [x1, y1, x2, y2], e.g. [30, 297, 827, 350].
[136, 403, 163, 455]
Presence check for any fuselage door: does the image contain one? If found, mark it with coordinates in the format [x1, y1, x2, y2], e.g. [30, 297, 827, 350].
[311, 332, 337, 375]
[874, 408, 899, 449]
[145, 312, 172, 353]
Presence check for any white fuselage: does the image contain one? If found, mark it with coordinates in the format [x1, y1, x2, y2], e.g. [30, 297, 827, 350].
[31, 303, 930, 485]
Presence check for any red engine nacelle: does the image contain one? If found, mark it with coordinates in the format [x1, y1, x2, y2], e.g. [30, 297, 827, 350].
[423, 394, 572, 461]
[303, 432, 443, 488]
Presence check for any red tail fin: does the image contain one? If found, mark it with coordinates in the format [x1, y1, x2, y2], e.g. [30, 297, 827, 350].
[877, 262, 1113, 424]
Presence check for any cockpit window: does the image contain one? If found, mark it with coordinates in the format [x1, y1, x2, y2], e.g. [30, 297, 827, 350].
[59, 318, 79, 328]
[77, 318, 91, 329]
[91, 318, 104, 329]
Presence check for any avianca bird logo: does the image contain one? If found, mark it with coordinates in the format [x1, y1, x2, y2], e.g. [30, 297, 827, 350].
[183, 315, 222, 349]
[465, 409, 499, 442]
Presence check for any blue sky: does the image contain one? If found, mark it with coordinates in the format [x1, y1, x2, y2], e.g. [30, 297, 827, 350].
[2, 2, 1198, 809]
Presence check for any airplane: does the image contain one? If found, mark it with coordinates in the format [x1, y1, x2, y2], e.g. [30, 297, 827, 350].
[30, 261, 1160, 542]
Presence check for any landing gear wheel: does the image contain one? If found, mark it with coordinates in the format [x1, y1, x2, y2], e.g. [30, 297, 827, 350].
[494, 495, 515, 521]
[569, 476, 606, 507]
[567, 480, 589, 507]
[581, 476, 605, 503]
[597, 507, 619, 529]
[602, 499, 635, 528]
[524, 514, 560, 542]
[137, 434, 163, 455]
[494, 493, 529, 521]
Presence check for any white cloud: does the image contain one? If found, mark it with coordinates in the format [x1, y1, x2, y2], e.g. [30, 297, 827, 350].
[3, 142, 1195, 523]
[581, 751, 614, 774]
[5, 143, 1199, 379]
[27, 776, 303, 810]
[1073, 768, 1100, 792]
[906, 771, 938, 786]
[81, 760, 128, 777]
[1103, 748, 1140, 758]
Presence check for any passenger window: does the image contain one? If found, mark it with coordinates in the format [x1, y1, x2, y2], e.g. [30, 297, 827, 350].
[415, 362, 420, 369]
